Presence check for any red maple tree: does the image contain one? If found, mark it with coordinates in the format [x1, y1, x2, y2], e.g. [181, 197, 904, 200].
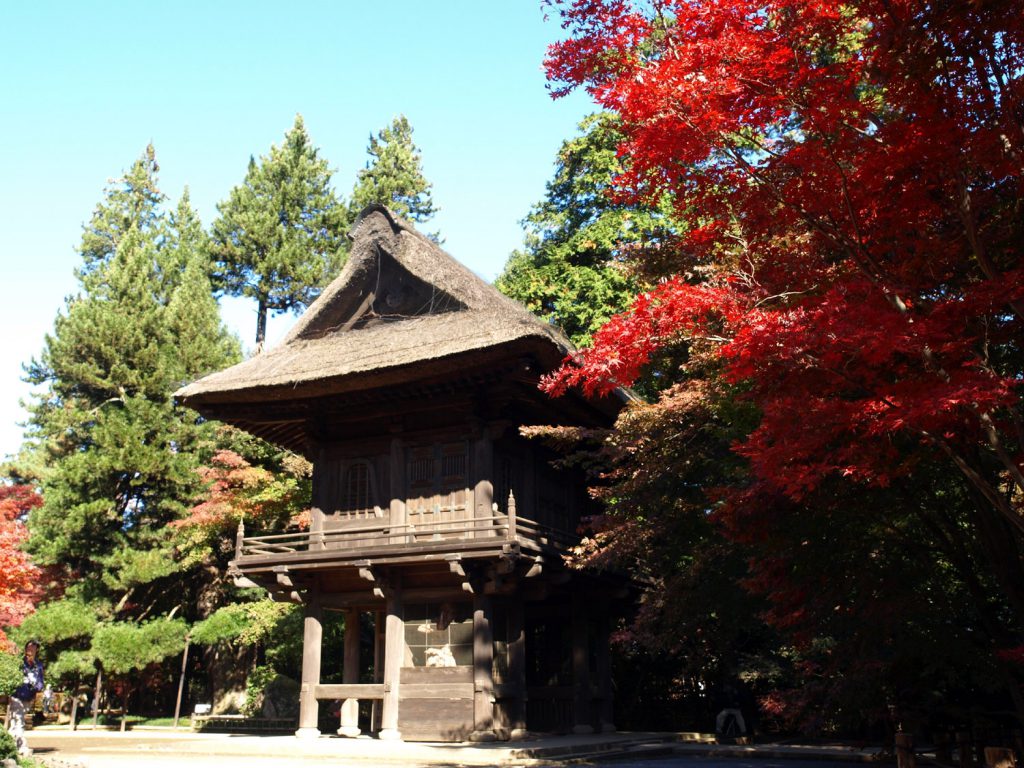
[543, 0, 1024, 722]
[544, 0, 1023, 588]
[0, 485, 42, 648]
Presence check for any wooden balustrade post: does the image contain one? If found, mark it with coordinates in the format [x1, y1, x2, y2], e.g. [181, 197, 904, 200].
[234, 518, 245, 559]
[507, 491, 517, 541]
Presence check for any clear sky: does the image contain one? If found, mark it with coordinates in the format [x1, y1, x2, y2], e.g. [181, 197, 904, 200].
[0, 1, 593, 461]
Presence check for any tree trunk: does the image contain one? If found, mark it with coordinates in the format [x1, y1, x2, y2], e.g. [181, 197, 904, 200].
[69, 689, 79, 731]
[120, 683, 130, 732]
[255, 296, 268, 349]
[92, 669, 102, 730]
[174, 639, 191, 728]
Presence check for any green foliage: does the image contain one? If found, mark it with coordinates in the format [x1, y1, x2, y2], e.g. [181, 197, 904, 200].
[497, 113, 675, 347]
[211, 114, 348, 345]
[349, 115, 438, 227]
[241, 664, 277, 717]
[48, 650, 96, 686]
[189, 603, 250, 646]
[78, 144, 164, 279]
[190, 599, 295, 649]
[10, 599, 98, 647]
[91, 617, 187, 676]
[0, 722, 15, 761]
[22, 148, 240, 614]
[98, 543, 183, 592]
[0, 652, 23, 696]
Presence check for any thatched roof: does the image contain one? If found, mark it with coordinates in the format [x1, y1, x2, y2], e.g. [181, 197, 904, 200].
[176, 206, 579, 410]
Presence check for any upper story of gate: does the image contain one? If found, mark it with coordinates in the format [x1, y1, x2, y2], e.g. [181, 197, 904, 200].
[176, 206, 630, 577]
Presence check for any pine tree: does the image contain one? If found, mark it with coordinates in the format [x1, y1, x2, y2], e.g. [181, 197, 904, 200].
[78, 144, 164, 279]
[211, 115, 348, 347]
[23, 152, 240, 611]
[349, 115, 438, 227]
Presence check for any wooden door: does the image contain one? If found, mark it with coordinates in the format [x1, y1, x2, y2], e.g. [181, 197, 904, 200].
[405, 442, 470, 540]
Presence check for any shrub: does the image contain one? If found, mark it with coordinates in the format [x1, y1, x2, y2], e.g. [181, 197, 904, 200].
[0, 653, 23, 696]
[0, 724, 16, 760]
[241, 665, 276, 718]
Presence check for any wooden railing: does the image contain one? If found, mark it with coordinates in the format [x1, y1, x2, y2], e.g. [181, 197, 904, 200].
[233, 493, 576, 561]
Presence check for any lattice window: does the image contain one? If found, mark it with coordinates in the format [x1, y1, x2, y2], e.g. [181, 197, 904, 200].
[409, 447, 434, 489]
[344, 461, 370, 513]
[441, 442, 467, 488]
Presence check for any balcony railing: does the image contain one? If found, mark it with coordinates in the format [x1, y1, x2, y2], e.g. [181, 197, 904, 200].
[232, 493, 576, 562]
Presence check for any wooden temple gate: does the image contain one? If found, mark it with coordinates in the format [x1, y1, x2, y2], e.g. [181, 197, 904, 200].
[179, 206, 633, 741]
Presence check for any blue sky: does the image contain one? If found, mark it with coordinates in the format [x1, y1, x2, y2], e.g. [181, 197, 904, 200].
[0, 2, 593, 461]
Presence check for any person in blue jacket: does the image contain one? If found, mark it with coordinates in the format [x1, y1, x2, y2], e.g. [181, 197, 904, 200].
[9, 639, 43, 756]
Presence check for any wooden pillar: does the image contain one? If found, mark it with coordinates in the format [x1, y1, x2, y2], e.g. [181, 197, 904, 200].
[309, 447, 327, 551]
[958, 731, 975, 768]
[507, 596, 527, 740]
[471, 591, 496, 741]
[371, 609, 384, 732]
[595, 611, 615, 732]
[896, 732, 916, 768]
[473, 434, 494, 537]
[571, 592, 593, 734]
[338, 608, 361, 737]
[296, 591, 323, 739]
[390, 437, 406, 544]
[379, 582, 403, 740]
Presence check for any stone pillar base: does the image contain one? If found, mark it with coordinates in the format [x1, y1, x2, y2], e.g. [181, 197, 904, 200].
[469, 729, 497, 743]
[600, 722, 617, 733]
[378, 728, 402, 741]
[572, 724, 595, 735]
[294, 727, 321, 739]
[509, 728, 530, 741]
[336, 726, 361, 738]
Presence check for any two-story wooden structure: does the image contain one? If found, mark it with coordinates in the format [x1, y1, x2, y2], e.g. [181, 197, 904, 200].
[177, 206, 633, 742]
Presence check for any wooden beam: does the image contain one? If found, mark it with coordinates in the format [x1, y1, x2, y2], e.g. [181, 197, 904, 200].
[274, 567, 294, 588]
[356, 562, 388, 599]
[315, 683, 384, 700]
[399, 683, 474, 698]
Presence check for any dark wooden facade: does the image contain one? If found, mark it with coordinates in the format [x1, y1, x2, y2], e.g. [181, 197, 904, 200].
[179, 207, 631, 742]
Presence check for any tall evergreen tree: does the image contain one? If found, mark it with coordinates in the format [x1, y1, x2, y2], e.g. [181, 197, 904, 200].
[78, 144, 164, 279]
[496, 113, 674, 347]
[23, 151, 240, 613]
[211, 115, 348, 347]
[349, 115, 438, 227]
